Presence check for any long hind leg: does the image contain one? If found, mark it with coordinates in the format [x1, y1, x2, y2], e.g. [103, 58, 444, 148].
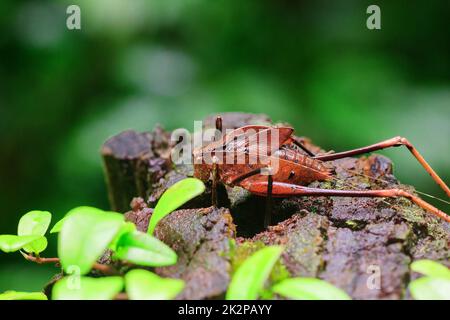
[241, 181, 450, 223]
[313, 136, 450, 197]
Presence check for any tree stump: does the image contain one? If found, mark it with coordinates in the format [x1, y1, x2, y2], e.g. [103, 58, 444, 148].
[101, 113, 449, 300]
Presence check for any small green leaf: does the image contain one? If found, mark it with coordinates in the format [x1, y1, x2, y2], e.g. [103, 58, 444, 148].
[0, 291, 47, 300]
[0, 235, 43, 253]
[148, 178, 205, 235]
[22, 237, 48, 254]
[17, 211, 52, 235]
[272, 278, 351, 300]
[109, 222, 137, 251]
[114, 231, 177, 267]
[410, 260, 450, 279]
[58, 207, 124, 275]
[50, 206, 97, 233]
[50, 217, 67, 233]
[125, 269, 184, 300]
[52, 276, 123, 300]
[409, 277, 450, 300]
[226, 246, 283, 300]
[17, 210, 52, 253]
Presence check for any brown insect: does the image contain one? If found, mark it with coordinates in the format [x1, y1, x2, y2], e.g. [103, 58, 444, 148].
[193, 117, 450, 226]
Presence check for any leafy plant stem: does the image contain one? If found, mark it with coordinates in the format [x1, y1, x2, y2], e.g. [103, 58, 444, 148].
[21, 251, 59, 264]
[20, 252, 116, 275]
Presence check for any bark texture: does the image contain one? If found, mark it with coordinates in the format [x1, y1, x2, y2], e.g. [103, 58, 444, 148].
[102, 112, 449, 300]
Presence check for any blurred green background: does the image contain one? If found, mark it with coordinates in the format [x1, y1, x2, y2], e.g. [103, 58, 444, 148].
[0, 0, 449, 291]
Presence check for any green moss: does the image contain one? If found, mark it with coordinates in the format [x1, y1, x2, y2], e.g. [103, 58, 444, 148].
[393, 188, 448, 241]
[228, 240, 290, 299]
[320, 181, 334, 190]
[229, 241, 265, 274]
[345, 220, 358, 228]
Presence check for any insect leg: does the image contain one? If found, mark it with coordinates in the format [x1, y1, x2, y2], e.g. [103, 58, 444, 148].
[215, 116, 222, 133]
[314, 136, 450, 197]
[211, 156, 219, 207]
[287, 138, 316, 156]
[241, 180, 450, 223]
[228, 166, 275, 228]
[265, 172, 273, 228]
[210, 115, 223, 207]
[229, 167, 263, 185]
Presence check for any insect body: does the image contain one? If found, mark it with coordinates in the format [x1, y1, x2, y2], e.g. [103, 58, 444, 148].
[193, 119, 450, 225]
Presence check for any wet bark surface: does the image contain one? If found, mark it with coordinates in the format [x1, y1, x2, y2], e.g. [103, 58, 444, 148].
[102, 112, 449, 300]
[154, 207, 235, 300]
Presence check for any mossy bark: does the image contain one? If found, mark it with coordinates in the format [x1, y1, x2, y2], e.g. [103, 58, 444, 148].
[101, 113, 449, 300]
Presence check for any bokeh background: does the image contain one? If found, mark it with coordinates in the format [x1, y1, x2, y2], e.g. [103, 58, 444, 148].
[0, 0, 449, 291]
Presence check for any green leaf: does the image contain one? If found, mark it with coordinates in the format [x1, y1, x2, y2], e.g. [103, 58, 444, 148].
[125, 269, 184, 300]
[58, 207, 124, 275]
[0, 235, 43, 253]
[17, 210, 52, 253]
[17, 211, 52, 235]
[114, 231, 177, 267]
[52, 276, 123, 300]
[409, 277, 450, 300]
[50, 217, 67, 234]
[148, 178, 205, 234]
[272, 278, 351, 300]
[22, 237, 48, 254]
[109, 222, 136, 251]
[410, 260, 450, 279]
[226, 245, 283, 300]
[0, 291, 47, 300]
[50, 206, 98, 233]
